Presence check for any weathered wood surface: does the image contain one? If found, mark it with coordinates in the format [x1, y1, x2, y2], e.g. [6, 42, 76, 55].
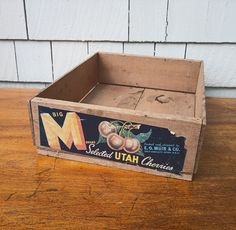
[0, 88, 235, 230]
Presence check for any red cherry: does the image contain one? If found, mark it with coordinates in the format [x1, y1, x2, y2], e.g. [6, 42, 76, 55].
[107, 133, 125, 151]
[124, 137, 140, 153]
[98, 121, 116, 138]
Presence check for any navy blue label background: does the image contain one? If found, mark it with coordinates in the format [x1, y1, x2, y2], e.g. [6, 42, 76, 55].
[38, 106, 186, 175]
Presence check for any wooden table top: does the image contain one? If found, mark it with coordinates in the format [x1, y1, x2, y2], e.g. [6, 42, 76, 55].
[0, 88, 235, 230]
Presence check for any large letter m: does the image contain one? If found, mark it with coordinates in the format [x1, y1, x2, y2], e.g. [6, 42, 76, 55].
[40, 112, 86, 151]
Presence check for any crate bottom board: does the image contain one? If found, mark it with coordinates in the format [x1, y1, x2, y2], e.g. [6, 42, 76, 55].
[37, 147, 192, 181]
[81, 83, 195, 117]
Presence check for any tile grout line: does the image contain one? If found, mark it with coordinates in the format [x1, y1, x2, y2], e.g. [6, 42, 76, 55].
[1, 38, 236, 45]
[23, 0, 29, 39]
[153, 43, 156, 56]
[0, 80, 232, 89]
[164, 0, 170, 42]
[184, 43, 188, 59]
[86, 41, 89, 55]
[0, 80, 51, 84]
[128, 0, 130, 41]
[13, 41, 20, 81]
[50, 41, 55, 81]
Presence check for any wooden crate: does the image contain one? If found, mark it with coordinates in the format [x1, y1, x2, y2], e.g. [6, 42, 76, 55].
[28, 52, 206, 181]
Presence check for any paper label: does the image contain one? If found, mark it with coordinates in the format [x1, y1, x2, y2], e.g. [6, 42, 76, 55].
[38, 106, 186, 175]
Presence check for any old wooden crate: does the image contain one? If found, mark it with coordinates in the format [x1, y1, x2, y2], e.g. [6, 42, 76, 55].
[28, 52, 206, 181]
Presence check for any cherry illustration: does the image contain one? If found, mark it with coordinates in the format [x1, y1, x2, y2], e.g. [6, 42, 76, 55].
[107, 133, 125, 151]
[98, 121, 116, 138]
[124, 137, 140, 153]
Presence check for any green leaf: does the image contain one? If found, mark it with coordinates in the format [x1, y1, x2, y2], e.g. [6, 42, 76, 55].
[120, 129, 135, 138]
[134, 129, 152, 143]
[96, 135, 106, 144]
[110, 121, 123, 134]
[136, 149, 144, 157]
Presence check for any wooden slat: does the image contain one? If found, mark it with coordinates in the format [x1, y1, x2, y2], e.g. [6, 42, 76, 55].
[195, 62, 206, 122]
[136, 88, 195, 117]
[194, 62, 206, 173]
[98, 53, 201, 93]
[37, 53, 98, 102]
[31, 97, 201, 176]
[37, 147, 192, 181]
[81, 83, 144, 110]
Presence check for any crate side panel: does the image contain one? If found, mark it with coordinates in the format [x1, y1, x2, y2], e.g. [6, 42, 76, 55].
[194, 62, 206, 173]
[195, 62, 206, 122]
[37, 148, 192, 181]
[30, 99, 41, 147]
[31, 98, 201, 175]
[28, 99, 36, 145]
[38, 54, 98, 102]
[98, 53, 201, 93]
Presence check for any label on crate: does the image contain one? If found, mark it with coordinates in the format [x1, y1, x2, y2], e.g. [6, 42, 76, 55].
[38, 106, 186, 175]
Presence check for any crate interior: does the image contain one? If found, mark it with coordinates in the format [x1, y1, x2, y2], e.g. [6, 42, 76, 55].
[81, 84, 195, 117]
[38, 52, 203, 118]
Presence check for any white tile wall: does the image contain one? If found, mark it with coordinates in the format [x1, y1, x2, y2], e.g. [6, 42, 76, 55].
[206, 88, 236, 98]
[155, 43, 185, 58]
[167, 0, 236, 42]
[15, 41, 53, 82]
[130, 0, 167, 41]
[0, 41, 18, 81]
[187, 44, 236, 87]
[0, 0, 236, 97]
[0, 82, 46, 88]
[25, 0, 128, 41]
[124, 43, 154, 56]
[0, 0, 27, 39]
[52, 42, 87, 79]
[88, 42, 123, 54]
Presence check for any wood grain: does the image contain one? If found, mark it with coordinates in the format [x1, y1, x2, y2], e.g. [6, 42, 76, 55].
[136, 88, 195, 117]
[38, 53, 98, 102]
[0, 88, 236, 229]
[81, 83, 144, 110]
[98, 53, 201, 93]
[30, 96, 201, 177]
